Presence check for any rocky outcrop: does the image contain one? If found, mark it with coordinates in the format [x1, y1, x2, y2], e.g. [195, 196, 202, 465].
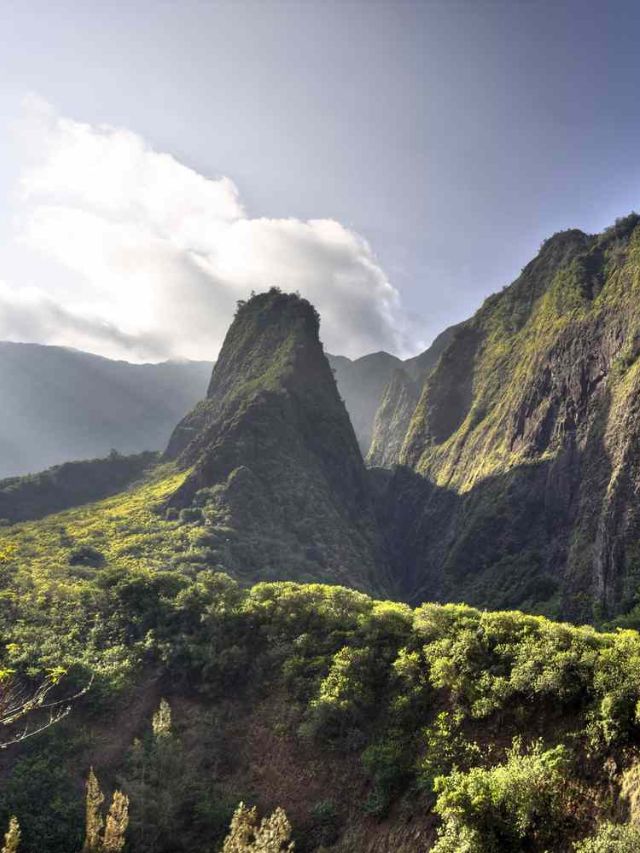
[166, 288, 391, 594]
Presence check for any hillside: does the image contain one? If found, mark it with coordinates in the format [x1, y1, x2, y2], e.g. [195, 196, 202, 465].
[374, 214, 640, 624]
[0, 342, 212, 478]
[0, 529, 639, 851]
[0, 451, 157, 523]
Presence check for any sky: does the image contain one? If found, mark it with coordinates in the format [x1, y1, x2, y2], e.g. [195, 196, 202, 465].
[0, 0, 639, 362]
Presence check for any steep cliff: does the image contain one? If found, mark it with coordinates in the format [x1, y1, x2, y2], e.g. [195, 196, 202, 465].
[367, 324, 461, 468]
[367, 369, 420, 469]
[377, 214, 640, 622]
[166, 288, 390, 594]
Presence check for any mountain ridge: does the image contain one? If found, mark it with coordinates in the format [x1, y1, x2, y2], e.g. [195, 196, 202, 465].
[373, 214, 640, 622]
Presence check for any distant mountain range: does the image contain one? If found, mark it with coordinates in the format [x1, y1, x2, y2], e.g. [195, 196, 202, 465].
[0, 335, 450, 479]
[0, 342, 212, 478]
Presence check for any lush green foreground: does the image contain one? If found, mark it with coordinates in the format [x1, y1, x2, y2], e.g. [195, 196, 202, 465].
[2, 482, 640, 850]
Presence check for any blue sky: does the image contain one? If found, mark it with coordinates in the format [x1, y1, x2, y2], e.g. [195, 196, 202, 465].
[1, 0, 639, 360]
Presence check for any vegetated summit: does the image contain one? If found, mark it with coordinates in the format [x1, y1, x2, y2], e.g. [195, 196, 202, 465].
[164, 288, 392, 595]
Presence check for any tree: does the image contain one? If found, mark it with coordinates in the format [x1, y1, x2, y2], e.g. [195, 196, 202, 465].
[151, 698, 172, 739]
[83, 768, 105, 853]
[0, 668, 91, 749]
[222, 802, 294, 852]
[103, 791, 129, 853]
[82, 769, 129, 853]
[1, 817, 20, 853]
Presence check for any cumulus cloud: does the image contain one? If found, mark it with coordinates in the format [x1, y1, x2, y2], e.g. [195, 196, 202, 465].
[1, 96, 408, 361]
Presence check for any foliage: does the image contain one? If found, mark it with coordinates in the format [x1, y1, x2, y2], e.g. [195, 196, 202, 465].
[432, 739, 570, 852]
[1, 818, 20, 853]
[82, 769, 128, 853]
[222, 802, 294, 852]
[82, 769, 104, 852]
[119, 699, 235, 853]
[0, 452, 157, 524]
[574, 822, 640, 852]
[5, 484, 640, 851]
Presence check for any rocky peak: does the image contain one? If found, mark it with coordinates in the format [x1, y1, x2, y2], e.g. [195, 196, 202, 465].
[165, 288, 391, 594]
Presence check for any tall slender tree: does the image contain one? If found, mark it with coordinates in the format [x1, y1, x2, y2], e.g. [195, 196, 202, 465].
[1, 817, 20, 853]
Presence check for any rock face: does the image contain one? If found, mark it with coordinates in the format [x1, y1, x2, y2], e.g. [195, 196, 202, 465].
[373, 214, 640, 622]
[166, 289, 391, 594]
[367, 369, 420, 469]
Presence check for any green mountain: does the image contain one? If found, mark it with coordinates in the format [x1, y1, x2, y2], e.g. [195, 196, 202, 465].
[367, 325, 462, 468]
[367, 368, 421, 469]
[0, 342, 211, 478]
[165, 288, 390, 594]
[374, 214, 640, 623]
[0, 340, 416, 481]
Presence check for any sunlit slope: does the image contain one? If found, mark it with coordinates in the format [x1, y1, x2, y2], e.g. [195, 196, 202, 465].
[0, 465, 191, 579]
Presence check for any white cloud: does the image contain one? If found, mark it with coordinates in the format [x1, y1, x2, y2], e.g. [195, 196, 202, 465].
[1, 97, 408, 361]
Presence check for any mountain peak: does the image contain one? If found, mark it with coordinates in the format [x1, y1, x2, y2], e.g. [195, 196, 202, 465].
[166, 288, 390, 593]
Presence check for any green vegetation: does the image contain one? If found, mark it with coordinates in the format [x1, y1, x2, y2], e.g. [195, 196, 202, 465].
[2, 499, 640, 851]
[8, 231, 640, 851]
[432, 740, 570, 851]
[222, 803, 293, 852]
[575, 822, 640, 852]
[0, 452, 158, 524]
[165, 288, 388, 594]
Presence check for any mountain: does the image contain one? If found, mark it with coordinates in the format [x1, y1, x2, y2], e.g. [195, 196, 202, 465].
[326, 329, 462, 459]
[402, 322, 463, 381]
[165, 288, 391, 593]
[326, 351, 402, 453]
[0, 342, 212, 478]
[367, 368, 421, 469]
[374, 214, 640, 623]
[367, 324, 462, 467]
[0, 341, 421, 480]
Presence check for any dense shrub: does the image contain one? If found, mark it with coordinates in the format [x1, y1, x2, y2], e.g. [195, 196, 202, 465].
[574, 822, 640, 852]
[432, 740, 569, 852]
